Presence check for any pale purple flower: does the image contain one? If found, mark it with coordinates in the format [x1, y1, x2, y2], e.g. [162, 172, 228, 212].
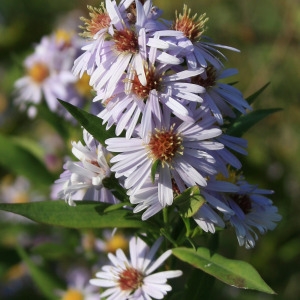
[171, 4, 240, 70]
[106, 106, 224, 207]
[190, 67, 252, 124]
[90, 236, 182, 299]
[56, 267, 99, 300]
[96, 55, 204, 138]
[52, 129, 118, 206]
[128, 175, 164, 221]
[13, 30, 86, 118]
[84, 0, 166, 98]
[223, 178, 282, 249]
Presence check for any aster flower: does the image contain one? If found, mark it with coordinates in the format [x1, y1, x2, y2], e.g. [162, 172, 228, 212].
[222, 175, 282, 249]
[96, 52, 204, 138]
[52, 129, 118, 206]
[129, 172, 237, 235]
[14, 30, 87, 118]
[90, 236, 182, 299]
[56, 267, 99, 300]
[128, 175, 164, 221]
[171, 4, 239, 70]
[77, 0, 160, 95]
[106, 106, 224, 207]
[190, 66, 252, 124]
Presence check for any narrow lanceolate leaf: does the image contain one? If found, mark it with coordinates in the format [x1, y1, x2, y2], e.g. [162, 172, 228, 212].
[16, 245, 63, 300]
[0, 134, 55, 187]
[58, 99, 115, 144]
[226, 108, 281, 137]
[102, 175, 129, 202]
[172, 247, 276, 294]
[246, 82, 270, 105]
[174, 186, 206, 218]
[0, 200, 152, 229]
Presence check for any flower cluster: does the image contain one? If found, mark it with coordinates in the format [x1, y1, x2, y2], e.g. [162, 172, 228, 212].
[43, 0, 282, 298]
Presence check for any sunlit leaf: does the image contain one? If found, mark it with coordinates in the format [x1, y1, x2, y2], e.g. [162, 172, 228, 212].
[172, 247, 276, 294]
[174, 186, 206, 218]
[0, 200, 152, 229]
[226, 108, 281, 137]
[58, 99, 115, 144]
[0, 133, 56, 187]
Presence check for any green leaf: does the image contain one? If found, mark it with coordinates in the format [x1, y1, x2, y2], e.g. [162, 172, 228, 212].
[0, 134, 55, 187]
[58, 99, 115, 144]
[16, 245, 63, 300]
[246, 82, 270, 105]
[174, 186, 206, 218]
[226, 108, 281, 137]
[0, 200, 152, 229]
[31, 242, 74, 260]
[184, 268, 215, 300]
[172, 247, 276, 294]
[102, 175, 129, 202]
[151, 159, 160, 183]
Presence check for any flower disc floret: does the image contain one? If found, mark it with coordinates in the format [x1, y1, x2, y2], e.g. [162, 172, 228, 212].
[28, 62, 50, 83]
[173, 4, 208, 42]
[113, 28, 139, 54]
[118, 267, 143, 291]
[80, 4, 111, 38]
[191, 65, 217, 88]
[231, 193, 252, 214]
[148, 127, 183, 164]
[130, 65, 161, 99]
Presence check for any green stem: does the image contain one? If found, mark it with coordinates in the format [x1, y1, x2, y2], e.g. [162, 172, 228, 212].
[163, 207, 168, 224]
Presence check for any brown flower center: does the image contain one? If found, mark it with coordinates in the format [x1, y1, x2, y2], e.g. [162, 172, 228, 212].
[113, 29, 139, 54]
[191, 66, 217, 89]
[172, 5, 208, 42]
[148, 127, 183, 164]
[130, 65, 161, 99]
[231, 194, 252, 214]
[118, 267, 143, 291]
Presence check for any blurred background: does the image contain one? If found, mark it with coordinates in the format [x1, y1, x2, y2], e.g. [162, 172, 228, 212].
[0, 0, 299, 299]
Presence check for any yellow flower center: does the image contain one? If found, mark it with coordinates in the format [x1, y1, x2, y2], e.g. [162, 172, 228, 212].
[62, 289, 84, 300]
[105, 234, 128, 253]
[74, 72, 92, 97]
[13, 192, 29, 204]
[28, 62, 50, 83]
[55, 29, 74, 48]
[5, 263, 27, 281]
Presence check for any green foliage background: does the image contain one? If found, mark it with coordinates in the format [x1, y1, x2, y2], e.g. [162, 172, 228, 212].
[0, 0, 299, 299]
